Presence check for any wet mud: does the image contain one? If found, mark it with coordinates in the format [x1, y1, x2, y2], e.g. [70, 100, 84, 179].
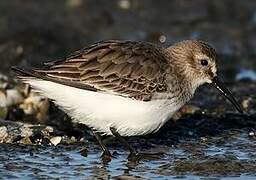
[0, 0, 256, 179]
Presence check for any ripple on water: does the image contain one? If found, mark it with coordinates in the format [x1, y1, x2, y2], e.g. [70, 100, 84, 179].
[0, 129, 256, 179]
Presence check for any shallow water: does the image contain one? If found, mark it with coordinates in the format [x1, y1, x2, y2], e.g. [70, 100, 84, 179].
[1, 128, 255, 179]
[0, 1, 256, 179]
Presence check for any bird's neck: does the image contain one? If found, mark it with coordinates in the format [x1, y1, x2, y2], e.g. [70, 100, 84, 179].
[160, 53, 200, 106]
[162, 71, 194, 106]
[165, 47, 202, 95]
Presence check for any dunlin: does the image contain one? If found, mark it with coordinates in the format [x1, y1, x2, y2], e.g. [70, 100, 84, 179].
[12, 40, 243, 160]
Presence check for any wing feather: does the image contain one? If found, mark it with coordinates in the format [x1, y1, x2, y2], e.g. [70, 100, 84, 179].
[34, 40, 169, 101]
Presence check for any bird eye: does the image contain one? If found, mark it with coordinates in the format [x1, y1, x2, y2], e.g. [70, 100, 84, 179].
[200, 59, 208, 66]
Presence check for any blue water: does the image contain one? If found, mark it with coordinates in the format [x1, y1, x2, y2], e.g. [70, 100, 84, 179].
[0, 131, 255, 179]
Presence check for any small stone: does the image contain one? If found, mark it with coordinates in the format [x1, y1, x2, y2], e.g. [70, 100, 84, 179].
[20, 125, 33, 137]
[20, 95, 49, 122]
[5, 89, 24, 106]
[249, 131, 255, 137]
[41, 126, 54, 137]
[0, 126, 8, 143]
[159, 35, 167, 43]
[20, 103, 34, 115]
[50, 136, 62, 146]
[19, 136, 32, 145]
[118, 0, 131, 9]
[242, 97, 252, 110]
[79, 137, 88, 143]
[200, 137, 208, 142]
[70, 136, 77, 143]
[44, 126, 54, 133]
[61, 135, 77, 144]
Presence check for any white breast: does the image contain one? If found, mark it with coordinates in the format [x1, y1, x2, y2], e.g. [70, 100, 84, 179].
[24, 79, 184, 136]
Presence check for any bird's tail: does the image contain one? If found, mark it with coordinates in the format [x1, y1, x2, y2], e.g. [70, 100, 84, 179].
[11, 66, 36, 81]
[11, 66, 34, 77]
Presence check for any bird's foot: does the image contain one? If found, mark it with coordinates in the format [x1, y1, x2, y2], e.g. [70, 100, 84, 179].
[128, 151, 165, 162]
[101, 150, 113, 163]
[79, 147, 88, 157]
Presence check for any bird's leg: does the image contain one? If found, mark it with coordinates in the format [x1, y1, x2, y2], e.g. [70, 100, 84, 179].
[109, 127, 139, 157]
[92, 131, 112, 162]
[110, 127, 165, 162]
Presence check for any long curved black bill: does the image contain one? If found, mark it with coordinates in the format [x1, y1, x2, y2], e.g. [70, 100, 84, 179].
[212, 76, 243, 113]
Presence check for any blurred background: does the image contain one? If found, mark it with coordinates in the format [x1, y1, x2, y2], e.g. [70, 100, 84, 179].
[0, 1, 256, 179]
[0, 0, 256, 81]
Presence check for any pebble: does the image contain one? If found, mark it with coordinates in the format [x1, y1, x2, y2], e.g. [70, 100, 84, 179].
[248, 131, 255, 137]
[62, 135, 77, 144]
[242, 97, 252, 110]
[20, 94, 49, 122]
[200, 137, 208, 142]
[20, 95, 43, 114]
[50, 136, 62, 146]
[118, 0, 131, 9]
[0, 126, 8, 143]
[43, 126, 54, 134]
[0, 79, 50, 122]
[19, 136, 32, 145]
[159, 34, 167, 43]
[5, 89, 24, 106]
[20, 124, 34, 137]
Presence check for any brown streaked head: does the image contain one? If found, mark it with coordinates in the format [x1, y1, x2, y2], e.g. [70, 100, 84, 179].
[167, 40, 217, 87]
[167, 40, 243, 113]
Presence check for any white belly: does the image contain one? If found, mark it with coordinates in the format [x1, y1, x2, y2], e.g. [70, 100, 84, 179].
[25, 79, 184, 136]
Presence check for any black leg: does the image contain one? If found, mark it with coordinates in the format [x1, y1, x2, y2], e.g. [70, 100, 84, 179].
[92, 131, 112, 162]
[110, 127, 165, 162]
[109, 127, 138, 156]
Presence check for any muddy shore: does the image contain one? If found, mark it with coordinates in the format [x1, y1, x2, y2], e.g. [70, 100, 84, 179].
[0, 1, 255, 179]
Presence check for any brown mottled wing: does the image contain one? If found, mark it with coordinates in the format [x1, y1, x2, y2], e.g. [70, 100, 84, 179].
[36, 40, 169, 101]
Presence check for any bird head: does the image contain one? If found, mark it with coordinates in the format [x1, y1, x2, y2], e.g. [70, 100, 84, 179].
[168, 40, 243, 113]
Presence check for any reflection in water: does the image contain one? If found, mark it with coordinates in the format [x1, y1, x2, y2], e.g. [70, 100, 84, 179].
[236, 69, 256, 82]
[0, 130, 255, 179]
